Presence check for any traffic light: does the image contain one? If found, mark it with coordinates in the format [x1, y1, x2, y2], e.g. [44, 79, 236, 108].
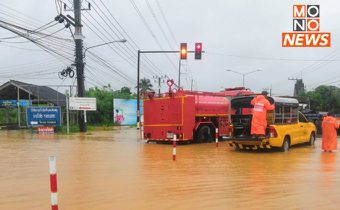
[180, 43, 187, 60]
[195, 42, 202, 60]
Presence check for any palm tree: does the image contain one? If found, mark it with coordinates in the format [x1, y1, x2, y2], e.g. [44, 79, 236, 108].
[138, 78, 153, 96]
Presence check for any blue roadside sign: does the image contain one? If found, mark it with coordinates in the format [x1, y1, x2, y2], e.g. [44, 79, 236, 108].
[19, 100, 32, 107]
[0, 100, 17, 108]
[26, 107, 62, 127]
[0, 100, 32, 108]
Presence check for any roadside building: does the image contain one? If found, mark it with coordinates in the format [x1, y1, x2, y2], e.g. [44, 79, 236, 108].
[0, 80, 66, 128]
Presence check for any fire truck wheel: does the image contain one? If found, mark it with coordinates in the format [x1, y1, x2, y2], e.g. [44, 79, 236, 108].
[196, 125, 213, 143]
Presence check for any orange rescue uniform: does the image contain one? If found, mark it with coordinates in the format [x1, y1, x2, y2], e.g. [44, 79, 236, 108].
[322, 116, 339, 151]
[251, 95, 275, 135]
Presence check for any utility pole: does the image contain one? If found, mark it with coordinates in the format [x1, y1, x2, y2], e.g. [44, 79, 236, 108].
[263, 85, 272, 96]
[153, 75, 166, 96]
[73, 0, 86, 132]
[289, 77, 305, 97]
[158, 77, 161, 95]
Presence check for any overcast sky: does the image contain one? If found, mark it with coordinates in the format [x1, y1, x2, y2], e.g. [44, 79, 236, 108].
[0, 0, 339, 96]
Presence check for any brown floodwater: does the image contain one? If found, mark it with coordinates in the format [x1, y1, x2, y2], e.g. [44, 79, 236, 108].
[0, 128, 339, 210]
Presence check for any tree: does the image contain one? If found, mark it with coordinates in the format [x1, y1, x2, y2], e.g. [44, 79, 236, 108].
[138, 78, 153, 96]
[85, 85, 135, 125]
[299, 85, 340, 113]
[114, 86, 133, 99]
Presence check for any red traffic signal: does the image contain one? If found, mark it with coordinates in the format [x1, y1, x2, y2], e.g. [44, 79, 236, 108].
[180, 43, 187, 60]
[195, 42, 202, 60]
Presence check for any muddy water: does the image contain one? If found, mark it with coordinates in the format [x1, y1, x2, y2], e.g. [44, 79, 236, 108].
[0, 129, 339, 210]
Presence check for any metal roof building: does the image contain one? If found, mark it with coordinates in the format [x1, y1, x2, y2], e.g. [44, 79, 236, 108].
[0, 80, 66, 107]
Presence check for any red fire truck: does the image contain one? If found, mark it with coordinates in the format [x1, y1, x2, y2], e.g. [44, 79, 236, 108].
[142, 80, 252, 142]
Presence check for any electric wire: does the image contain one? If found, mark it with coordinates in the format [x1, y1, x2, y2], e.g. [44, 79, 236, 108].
[82, 12, 158, 79]
[129, 0, 178, 71]
[87, 51, 136, 84]
[97, 0, 165, 76]
[207, 51, 340, 62]
[83, 4, 166, 79]
[0, 19, 74, 59]
[155, 0, 178, 45]
[145, 0, 175, 49]
[0, 5, 71, 37]
[82, 10, 137, 67]
[0, 22, 73, 62]
[0, 42, 43, 51]
[83, 16, 139, 73]
[0, 27, 67, 44]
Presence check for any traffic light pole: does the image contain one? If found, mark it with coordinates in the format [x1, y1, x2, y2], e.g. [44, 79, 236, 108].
[137, 50, 141, 129]
[136, 50, 204, 128]
[178, 58, 182, 88]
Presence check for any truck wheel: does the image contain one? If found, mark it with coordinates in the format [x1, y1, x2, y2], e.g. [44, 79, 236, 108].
[235, 144, 242, 150]
[281, 137, 290, 152]
[309, 132, 315, 146]
[196, 126, 212, 143]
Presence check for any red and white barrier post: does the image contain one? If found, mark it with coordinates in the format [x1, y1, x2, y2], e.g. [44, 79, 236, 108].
[172, 135, 177, 161]
[49, 156, 58, 210]
[215, 128, 219, 147]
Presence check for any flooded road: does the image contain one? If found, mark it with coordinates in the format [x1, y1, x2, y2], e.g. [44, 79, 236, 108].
[0, 128, 339, 210]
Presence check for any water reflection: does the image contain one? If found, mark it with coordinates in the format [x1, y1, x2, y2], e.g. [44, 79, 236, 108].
[320, 152, 337, 187]
[0, 129, 339, 209]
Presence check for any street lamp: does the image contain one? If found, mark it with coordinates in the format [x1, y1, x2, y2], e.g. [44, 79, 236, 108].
[225, 69, 262, 87]
[78, 39, 126, 132]
[83, 39, 127, 58]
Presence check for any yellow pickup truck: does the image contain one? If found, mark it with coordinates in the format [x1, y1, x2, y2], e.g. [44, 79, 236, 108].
[227, 96, 316, 152]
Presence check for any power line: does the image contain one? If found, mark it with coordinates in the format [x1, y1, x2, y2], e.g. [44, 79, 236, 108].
[0, 57, 68, 73]
[0, 3, 45, 25]
[0, 42, 43, 51]
[85, 68, 108, 87]
[0, 5, 71, 37]
[81, 15, 140, 79]
[0, 18, 73, 43]
[0, 27, 67, 44]
[82, 8, 137, 65]
[0, 19, 74, 58]
[155, 0, 178, 45]
[129, 0, 178, 71]
[207, 51, 340, 62]
[83, 1, 164, 77]
[145, 0, 175, 49]
[96, 0, 168, 76]
[297, 49, 340, 75]
[0, 21, 57, 39]
[81, 14, 160, 81]
[0, 20, 74, 62]
[307, 76, 340, 89]
[87, 51, 136, 84]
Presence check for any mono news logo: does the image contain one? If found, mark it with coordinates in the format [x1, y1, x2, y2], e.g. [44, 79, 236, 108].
[282, 4, 331, 47]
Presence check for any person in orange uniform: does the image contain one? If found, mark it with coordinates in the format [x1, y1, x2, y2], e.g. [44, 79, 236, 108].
[322, 112, 339, 152]
[251, 91, 275, 136]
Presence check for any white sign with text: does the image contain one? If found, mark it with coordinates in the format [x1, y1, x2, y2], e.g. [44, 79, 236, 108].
[69, 97, 97, 111]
